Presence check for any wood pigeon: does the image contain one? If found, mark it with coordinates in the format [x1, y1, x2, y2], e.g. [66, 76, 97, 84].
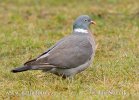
[11, 15, 96, 78]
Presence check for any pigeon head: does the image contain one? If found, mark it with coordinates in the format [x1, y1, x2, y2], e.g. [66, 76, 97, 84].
[73, 15, 96, 31]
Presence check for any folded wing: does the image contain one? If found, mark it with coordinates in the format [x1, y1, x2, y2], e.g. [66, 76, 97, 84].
[25, 34, 93, 69]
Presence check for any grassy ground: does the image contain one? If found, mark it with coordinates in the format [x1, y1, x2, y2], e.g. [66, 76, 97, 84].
[0, 0, 139, 99]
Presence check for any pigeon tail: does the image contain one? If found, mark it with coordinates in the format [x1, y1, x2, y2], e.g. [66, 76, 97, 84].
[11, 65, 31, 73]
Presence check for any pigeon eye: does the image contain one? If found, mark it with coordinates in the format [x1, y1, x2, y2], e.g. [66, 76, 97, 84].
[84, 19, 88, 22]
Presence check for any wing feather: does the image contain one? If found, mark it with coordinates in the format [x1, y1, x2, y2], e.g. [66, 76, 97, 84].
[24, 34, 94, 69]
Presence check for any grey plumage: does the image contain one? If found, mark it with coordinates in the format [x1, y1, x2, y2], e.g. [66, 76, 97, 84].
[11, 15, 96, 78]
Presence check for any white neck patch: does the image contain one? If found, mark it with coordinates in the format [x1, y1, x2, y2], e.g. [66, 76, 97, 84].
[74, 28, 88, 33]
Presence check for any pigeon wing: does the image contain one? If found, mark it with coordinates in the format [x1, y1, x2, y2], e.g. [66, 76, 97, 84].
[25, 34, 93, 69]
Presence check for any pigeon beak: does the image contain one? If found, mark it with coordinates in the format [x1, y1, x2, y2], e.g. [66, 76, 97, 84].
[91, 21, 96, 25]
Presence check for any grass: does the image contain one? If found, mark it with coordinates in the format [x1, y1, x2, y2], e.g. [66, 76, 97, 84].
[0, 0, 139, 99]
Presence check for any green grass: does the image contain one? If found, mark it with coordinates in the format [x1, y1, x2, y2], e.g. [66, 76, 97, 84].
[0, 0, 139, 99]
